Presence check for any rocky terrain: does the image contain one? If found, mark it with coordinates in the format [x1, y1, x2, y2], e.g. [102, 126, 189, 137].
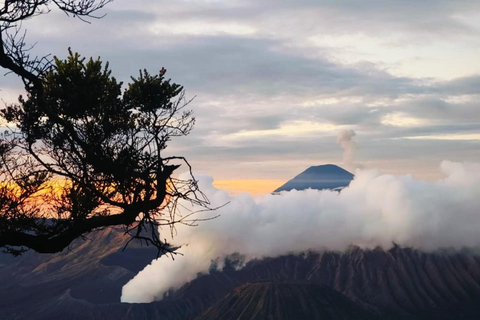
[173, 247, 480, 319]
[2, 227, 480, 319]
[196, 281, 379, 320]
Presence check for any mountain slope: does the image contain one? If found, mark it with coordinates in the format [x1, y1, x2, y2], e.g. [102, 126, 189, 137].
[274, 164, 354, 192]
[170, 247, 480, 320]
[0, 226, 159, 319]
[2, 236, 480, 319]
[196, 281, 380, 320]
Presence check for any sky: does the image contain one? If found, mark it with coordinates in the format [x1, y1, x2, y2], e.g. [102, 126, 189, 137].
[2, 0, 480, 194]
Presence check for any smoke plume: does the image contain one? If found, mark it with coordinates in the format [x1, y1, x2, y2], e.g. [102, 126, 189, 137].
[337, 130, 357, 170]
[121, 161, 480, 303]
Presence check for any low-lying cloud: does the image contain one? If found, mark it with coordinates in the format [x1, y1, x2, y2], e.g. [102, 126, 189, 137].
[121, 161, 480, 303]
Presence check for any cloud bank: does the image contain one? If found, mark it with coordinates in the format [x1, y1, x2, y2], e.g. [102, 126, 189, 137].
[121, 161, 480, 303]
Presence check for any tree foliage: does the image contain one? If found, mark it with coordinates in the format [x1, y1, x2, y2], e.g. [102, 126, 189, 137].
[0, 1, 212, 255]
[0, 51, 210, 255]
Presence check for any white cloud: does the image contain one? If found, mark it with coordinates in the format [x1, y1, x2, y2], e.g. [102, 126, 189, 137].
[404, 134, 480, 141]
[381, 113, 426, 127]
[121, 161, 480, 303]
[222, 121, 343, 140]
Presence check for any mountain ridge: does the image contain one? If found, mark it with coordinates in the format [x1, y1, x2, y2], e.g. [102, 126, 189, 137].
[2, 229, 480, 319]
[274, 164, 354, 192]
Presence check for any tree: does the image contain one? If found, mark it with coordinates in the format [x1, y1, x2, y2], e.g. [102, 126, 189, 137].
[0, 50, 210, 255]
[0, 1, 212, 255]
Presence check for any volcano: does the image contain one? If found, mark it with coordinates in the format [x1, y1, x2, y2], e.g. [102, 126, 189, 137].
[171, 248, 480, 320]
[196, 281, 379, 320]
[2, 233, 480, 319]
[274, 164, 354, 192]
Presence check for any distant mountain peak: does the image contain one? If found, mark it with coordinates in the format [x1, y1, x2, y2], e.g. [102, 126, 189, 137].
[274, 164, 354, 192]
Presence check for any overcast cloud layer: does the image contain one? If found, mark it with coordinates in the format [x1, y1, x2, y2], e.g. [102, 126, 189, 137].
[2, 0, 480, 181]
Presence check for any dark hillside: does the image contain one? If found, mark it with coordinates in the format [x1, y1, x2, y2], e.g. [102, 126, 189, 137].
[2, 230, 480, 319]
[196, 281, 380, 320]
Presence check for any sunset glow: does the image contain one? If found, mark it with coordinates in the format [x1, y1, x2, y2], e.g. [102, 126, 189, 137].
[213, 179, 285, 196]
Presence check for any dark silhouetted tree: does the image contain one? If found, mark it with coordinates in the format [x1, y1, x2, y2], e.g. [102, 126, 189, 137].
[0, 50, 210, 255]
[0, 1, 212, 256]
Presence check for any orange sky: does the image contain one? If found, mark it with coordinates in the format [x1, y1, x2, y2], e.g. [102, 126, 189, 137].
[212, 179, 285, 196]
